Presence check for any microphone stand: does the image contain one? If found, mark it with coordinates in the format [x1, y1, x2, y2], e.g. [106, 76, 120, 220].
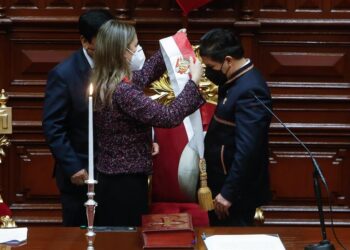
[251, 92, 334, 250]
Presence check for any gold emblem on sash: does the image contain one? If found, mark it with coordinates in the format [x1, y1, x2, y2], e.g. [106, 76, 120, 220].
[145, 46, 218, 105]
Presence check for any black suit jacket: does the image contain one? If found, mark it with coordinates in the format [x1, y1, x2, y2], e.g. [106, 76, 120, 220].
[204, 61, 272, 209]
[43, 49, 90, 193]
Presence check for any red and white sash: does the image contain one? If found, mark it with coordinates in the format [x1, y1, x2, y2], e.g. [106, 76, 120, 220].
[159, 32, 205, 201]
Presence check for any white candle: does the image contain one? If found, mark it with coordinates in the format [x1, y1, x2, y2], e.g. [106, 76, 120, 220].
[88, 83, 94, 181]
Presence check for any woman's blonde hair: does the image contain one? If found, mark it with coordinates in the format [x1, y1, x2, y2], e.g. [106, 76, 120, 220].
[90, 19, 136, 110]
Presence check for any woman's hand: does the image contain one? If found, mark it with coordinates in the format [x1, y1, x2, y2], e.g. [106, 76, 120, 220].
[174, 29, 202, 84]
[152, 142, 160, 156]
[189, 57, 203, 85]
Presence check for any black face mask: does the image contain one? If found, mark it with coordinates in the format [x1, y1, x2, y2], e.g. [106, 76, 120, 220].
[205, 66, 227, 86]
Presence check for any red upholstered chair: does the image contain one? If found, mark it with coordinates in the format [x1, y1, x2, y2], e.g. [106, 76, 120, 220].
[150, 104, 216, 227]
[0, 194, 16, 227]
[0, 195, 11, 217]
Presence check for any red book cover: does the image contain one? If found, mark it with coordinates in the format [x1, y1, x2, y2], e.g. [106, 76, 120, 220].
[141, 213, 195, 249]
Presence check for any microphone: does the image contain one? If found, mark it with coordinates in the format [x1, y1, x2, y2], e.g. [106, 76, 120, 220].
[250, 91, 335, 250]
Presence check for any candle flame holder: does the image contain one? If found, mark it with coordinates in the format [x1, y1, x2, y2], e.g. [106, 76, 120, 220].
[85, 179, 98, 250]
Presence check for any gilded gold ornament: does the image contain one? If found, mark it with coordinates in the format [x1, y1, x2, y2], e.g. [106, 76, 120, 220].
[0, 215, 17, 228]
[146, 46, 218, 105]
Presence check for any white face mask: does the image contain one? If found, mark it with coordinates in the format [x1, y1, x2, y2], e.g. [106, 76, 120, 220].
[129, 45, 146, 71]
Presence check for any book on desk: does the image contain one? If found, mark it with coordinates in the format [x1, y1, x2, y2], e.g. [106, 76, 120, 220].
[202, 233, 286, 250]
[141, 213, 195, 249]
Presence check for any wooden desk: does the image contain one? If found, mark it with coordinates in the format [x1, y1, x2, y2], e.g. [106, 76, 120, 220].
[2, 226, 350, 250]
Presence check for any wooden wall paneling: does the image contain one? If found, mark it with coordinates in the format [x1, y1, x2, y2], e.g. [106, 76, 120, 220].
[258, 0, 289, 18]
[80, 0, 106, 8]
[254, 20, 350, 225]
[268, 146, 346, 203]
[256, 0, 350, 18]
[10, 144, 46, 200]
[0, 1, 5, 16]
[259, 45, 349, 83]
[0, 144, 11, 204]
[295, 0, 323, 12]
[266, 139, 350, 225]
[0, 17, 11, 90]
[4, 0, 128, 17]
[7, 95, 62, 224]
[8, 0, 40, 9]
[9, 39, 78, 91]
[260, 0, 288, 10]
[9, 141, 61, 225]
[331, 0, 350, 12]
[133, 0, 178, 19]
[0, 9, 11, 204]
[188, 0, 239, 19]
[13, 144, 58, 202]
[114, 0, 135, 20]
[133, 0, 239, 31]
[46, 0, 76, 9]
[325, 1, 350, 18]
[2, 23, 83, 224]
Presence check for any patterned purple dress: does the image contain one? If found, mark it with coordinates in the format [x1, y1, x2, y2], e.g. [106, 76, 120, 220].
[95, 50, 205, 175]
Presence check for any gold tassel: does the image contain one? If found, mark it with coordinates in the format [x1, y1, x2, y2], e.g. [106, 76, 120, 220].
[197, 158, 214, 211]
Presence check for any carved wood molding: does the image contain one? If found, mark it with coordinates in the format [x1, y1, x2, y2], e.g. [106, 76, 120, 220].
[12, 216, 61, 225]
[269, 81, 350, 89]
[270, 122, 350, 131]
[10, 203, 61, 210]
[259, 18, 350, 27]
[0, 7, 11, 30]
[264, 218, 350, 226]
[0, 6, 5, 18]
[262, 205, 350, 226]
[272, 94, 350, 102]
[11, 203, 62, 226]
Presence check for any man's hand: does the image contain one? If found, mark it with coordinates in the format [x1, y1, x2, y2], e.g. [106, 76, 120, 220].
[70, 169, 88, 186]
[152, 142, 160, 156]
[214, 193, 232, 220]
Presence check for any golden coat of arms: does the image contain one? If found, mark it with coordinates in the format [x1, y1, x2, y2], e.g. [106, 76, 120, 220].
[145, 46, 218, 105]
[175, 57, 190, 74]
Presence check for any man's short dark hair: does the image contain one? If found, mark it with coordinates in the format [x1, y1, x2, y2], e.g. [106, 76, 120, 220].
[199, 28, 244, 62]
[78, 9, 114, 42]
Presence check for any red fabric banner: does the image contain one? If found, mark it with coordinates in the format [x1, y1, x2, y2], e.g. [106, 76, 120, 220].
[176, 0, 212, 15]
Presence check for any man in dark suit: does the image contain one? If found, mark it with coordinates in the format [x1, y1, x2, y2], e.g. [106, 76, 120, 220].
[42, 10, 113, 226]
[199, 28, 272, 226]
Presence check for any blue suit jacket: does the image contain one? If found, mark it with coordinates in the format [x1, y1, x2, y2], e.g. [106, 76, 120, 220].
[204, 61, 272, 209]
[43, 49, 90, 193]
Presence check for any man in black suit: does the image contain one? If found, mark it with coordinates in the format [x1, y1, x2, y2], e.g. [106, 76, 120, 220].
[42, 10, 113, 226]
[199, 28, 272, 226]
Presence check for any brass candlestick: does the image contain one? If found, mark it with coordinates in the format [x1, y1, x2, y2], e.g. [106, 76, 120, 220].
[85, 179, 98, 250]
